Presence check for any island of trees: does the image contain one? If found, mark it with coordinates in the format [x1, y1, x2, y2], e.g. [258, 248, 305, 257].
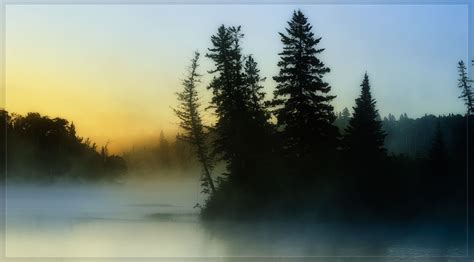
[173, 10, 473, 224]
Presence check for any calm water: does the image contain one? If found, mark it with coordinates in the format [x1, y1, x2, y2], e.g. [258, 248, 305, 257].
[4, 179, 469, 261]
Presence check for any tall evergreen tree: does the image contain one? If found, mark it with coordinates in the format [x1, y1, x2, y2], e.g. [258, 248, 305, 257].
[272, 10, 338, 163]
[243, 55, 269, 122]
[203, 25, 275, 218]
[206, 25, 271, 183]
[456, 60, 472, 209]
[343, 73, 387, 212]
[457, 60, 473, 114]
[344, 73, 386, 159]
[173, 51, 215, 194]
[206, 25, 247, 179]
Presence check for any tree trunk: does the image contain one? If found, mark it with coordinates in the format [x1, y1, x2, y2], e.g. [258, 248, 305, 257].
[197, 144, 215, 193]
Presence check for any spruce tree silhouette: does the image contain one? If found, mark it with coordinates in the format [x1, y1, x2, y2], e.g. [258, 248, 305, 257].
[243, 55, 270, 123]
[173, 51, 216, 194]
[272, 10, 338, 175]
[457, 60, 473, 113]
[456, 60, 472, 231]
[344, 73, 386, 159]
[205, 24, 252, 191]
[343, 73, 387, 213]
[203, 25, 275, 219]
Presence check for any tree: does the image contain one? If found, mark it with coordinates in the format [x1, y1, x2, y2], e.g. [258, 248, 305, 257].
[457, 60, 473, 114]
[344, 73, 386, 159]
[272, 10, 338, 165]
[456, 60, 472, 217]
[243, 55, 269, 122]
[342, 73, 387, 212]
[341, 107, 351, 120]
[426, 119, 452, 205]
[334, 107, 351, 134]
[158, 130, 170, 167]
[206, 25, 245, 173]
[5, 111, 126, 182]
[206, 25, 270, 184]
[429, 120, 448, 170]
[0, 110, 8, 182]
[387, 113, 396, 122]
[203, 25, 275, 219]
[100, 141, 109, 163]
[173, 51, 215, 194]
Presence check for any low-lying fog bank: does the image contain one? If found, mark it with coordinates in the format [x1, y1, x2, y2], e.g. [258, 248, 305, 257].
[3, 176, 467, 259]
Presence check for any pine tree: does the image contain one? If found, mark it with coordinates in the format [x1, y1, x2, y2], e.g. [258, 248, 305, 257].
[344, 73, 386, 159]
[206, 25, 246, 171]
[272, 10, 338, 162]
[456, 60, 472, 199]
[342, 73, 387, 211]
[342, 107, 351, 120]
[206, 25, 245, 117]
[173, 51, 215, 193]
[206, 25, 270, 183]
[243, 55, 269, 122]
[457, 60, 473, 114]
[387, 113, 396, 122]
[335, 107, 351, 134]
[203, 25, 275, 218]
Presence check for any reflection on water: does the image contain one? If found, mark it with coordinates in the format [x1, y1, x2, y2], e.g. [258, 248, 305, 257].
[4, 182, 469, 261]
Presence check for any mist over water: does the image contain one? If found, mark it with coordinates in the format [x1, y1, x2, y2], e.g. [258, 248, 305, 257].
[4, 175, 467, 261]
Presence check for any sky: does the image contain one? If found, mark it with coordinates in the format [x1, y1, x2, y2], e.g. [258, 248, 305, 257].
[5, 4, 470, 153]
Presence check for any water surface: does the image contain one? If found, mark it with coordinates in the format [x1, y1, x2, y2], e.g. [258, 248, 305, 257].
[4, 179, 468, 261]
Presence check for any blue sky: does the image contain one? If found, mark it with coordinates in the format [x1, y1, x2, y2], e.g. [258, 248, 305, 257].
[6, 4, 470, 151]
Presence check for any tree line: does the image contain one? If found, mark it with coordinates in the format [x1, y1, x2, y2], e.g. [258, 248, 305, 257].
[0, 111, 127, 183]
[121, 130, 203, 178]
[174, 10, 473, 222]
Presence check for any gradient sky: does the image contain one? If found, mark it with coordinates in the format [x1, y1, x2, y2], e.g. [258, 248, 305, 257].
[5, 4, 469, 153]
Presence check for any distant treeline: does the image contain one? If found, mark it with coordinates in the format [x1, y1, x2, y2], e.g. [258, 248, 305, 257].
[122, 131, 199, 177]
[1, 110, 127, 183]
[125, 113, 471, 178]
[336, 111, 469, 158]
[171, 10, 473, 224]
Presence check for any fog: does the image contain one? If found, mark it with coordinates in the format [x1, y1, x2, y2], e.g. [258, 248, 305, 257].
[4, 175, 467, 261]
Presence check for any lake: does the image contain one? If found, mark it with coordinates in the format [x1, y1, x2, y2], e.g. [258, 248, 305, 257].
[3, 178, 469, 261]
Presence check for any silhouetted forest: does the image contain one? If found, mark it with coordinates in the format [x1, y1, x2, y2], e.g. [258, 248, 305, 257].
[0, 110, 127, 183]
[171, 10, 473, 224]
[2, 9, 472, 226]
